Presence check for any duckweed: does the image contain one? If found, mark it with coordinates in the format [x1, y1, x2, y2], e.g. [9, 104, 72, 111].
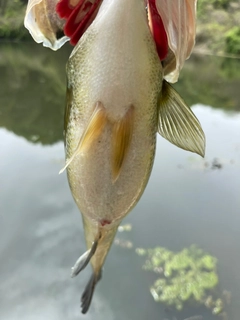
[136, 245, 226, 315]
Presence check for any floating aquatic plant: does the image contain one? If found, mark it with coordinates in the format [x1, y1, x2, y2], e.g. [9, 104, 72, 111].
[136, 245, 228, 315]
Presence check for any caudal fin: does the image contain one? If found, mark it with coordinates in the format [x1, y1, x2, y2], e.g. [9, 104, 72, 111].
[81, 271, 102, 314]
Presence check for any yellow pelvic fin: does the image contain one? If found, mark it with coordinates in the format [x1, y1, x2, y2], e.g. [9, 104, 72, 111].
[158, 80, 205, 157]
[59, 101, 107, 174]
[112, 105, 134, 182]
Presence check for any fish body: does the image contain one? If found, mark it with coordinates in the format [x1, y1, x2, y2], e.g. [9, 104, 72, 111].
[65, 0, 162, 222]
[64, 0, 163, 311]
[24, 0, 205, 314]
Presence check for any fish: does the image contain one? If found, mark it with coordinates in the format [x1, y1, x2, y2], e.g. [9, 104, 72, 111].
[24, 0, 205, 314]
[59, 0, 205, 313]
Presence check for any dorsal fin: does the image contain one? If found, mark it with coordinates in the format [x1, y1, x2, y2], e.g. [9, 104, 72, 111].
[59, 101, 107, 174]
[111, 105, 134, 182]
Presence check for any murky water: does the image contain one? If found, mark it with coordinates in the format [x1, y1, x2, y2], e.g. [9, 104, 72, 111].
[0, 42, 240, 320]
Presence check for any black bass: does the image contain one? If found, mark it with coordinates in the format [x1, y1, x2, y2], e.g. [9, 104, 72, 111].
[60, 0, 205, 313]
[24, 0, 205, 314]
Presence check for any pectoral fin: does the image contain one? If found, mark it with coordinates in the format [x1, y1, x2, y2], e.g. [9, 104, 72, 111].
[60, 101, 107, 173]
[112, 105, 134, 182]
[155, 0, 197, 82]
[158, 80, 205, 157]
[24, 0, 68, 50]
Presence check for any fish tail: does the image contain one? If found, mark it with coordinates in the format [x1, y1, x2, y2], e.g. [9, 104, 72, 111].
[81, 270, 102, 314]
[73, 219, 119, 313]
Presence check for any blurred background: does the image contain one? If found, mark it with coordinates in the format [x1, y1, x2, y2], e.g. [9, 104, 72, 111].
[0, 1, 240, 320]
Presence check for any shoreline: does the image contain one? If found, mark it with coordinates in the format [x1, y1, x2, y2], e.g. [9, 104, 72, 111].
[0, 0, 239, 56]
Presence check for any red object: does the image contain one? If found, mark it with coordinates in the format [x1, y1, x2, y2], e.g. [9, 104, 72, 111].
[56, 0, 103, 45]
[100, 219, 111, 226]
[56, 0, 168, 61]
[148, 0, 168, 60]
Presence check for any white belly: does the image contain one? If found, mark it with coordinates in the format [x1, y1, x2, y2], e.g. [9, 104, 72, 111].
[65, 0, 163, 224]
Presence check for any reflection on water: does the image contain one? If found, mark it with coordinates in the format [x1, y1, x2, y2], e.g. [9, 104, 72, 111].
[0, 43, 240, 320]
[175, 53, 240, 112]
[0, 42, 71, 144]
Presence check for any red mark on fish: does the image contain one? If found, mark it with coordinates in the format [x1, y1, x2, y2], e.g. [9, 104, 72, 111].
[100, 219, 111, 227]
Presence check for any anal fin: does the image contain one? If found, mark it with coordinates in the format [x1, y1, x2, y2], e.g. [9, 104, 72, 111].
[60, 101, 107, 174]
[71, 239, 98, 278]
[112, 105, 134, 182]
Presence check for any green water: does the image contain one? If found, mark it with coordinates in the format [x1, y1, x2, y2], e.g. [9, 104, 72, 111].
[0, 42, 240, 320]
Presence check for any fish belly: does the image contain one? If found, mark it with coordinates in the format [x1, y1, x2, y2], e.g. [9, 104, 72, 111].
[65, 0, 163, 224]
